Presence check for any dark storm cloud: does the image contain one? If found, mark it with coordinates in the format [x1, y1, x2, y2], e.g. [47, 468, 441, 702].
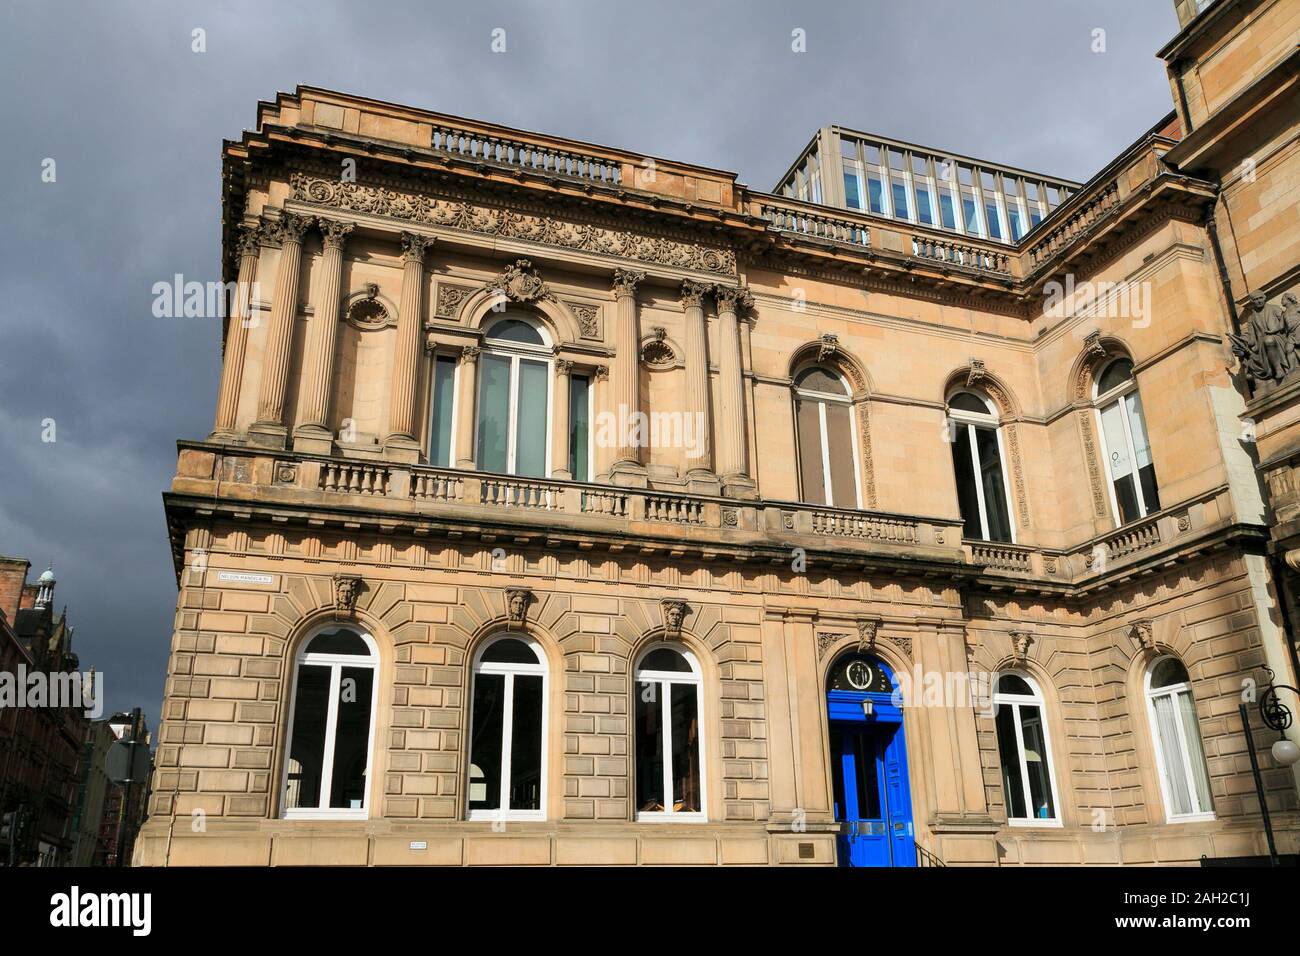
[0, 0, 1180, 720]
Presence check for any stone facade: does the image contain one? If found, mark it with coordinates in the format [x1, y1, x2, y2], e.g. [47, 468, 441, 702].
[139, 0, 1300, 866]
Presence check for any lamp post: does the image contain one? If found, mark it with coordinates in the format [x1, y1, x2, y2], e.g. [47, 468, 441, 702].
[1238, 670, 1299, 866]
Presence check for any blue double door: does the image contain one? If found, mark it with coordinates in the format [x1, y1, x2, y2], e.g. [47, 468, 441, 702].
[828, 698, 915, 867]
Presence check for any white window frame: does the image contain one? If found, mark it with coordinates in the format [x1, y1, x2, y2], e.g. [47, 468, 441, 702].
[428, 351, 460, 468]
[467, 633, 550, 822]
[1093, 359, 1157, 526]
[474, 314, 554, 477]
[993, 672, 1063, 827]
[794, 368, 864, 510]
[281, 626, 380, 820]
[568, 371, 595, 483]
[947, 392, 1017, 543]
[1145, 656, 1215, 823]
[635, 643, 708, 823]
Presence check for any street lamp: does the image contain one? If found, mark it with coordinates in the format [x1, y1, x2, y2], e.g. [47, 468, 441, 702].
[1239, 669, 1299, 866]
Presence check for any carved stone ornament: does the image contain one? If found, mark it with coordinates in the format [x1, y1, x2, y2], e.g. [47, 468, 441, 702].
[290, 173, 737, 277]
[612, 268, 645, 298]
[641, 327, 675, 368]
[1010, 630, 1034, 663]
[1227, 290, 1300, 393]
[400, 231, 432, 263]
[318, 217, 354, 249]
[1082, 329, 1106, 362]
[1128, 619, 1156, 656]
[236, 224, 262, 259]
[818, 333, 840, 363]
[817, 632, 848, 660]
[346, 283, 389, 329]
[568, 302, 601, 339]
[435, 282, 475, 320]
[506, 587, 532, 624]
[661, 599, 689, 637]
[269, 213, 311, 246]
[332, 574, 363, 615]
[681, 280, 710, 309]
[856, 618, 880, 652]
[488, 259, 553, 304]
[966, 358, 987, 388]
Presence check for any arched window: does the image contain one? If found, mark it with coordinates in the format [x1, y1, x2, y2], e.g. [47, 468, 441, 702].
[467, 634, 548, 819]
[476, 312, 552, 478]
[282, 627, 379, 818]
[634, 644, 706, 821]
[947, 391, 1014, 542]
[793, 366, 862, 508]
[1145, 656, 1213, 821]
[992, 673, 1061, 824]
[1094, 358, 1160, 524]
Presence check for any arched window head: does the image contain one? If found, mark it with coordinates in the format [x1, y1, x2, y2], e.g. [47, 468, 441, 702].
[992, 671, 1061, 825]
[1144, 655, 1213, 821]
[477, 310, 553, 478]
[946, 390, 1014, 543]
[282, 627, 379, 819]
[793, 365, 861, 509]
[1093, 356, 1160, 525]
[485, 315, 549, 349]
[634, 644, 706, 821]
[468, 634, 548, 820]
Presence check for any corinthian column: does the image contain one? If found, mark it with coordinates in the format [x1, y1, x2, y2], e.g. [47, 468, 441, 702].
[384, 232, 431, 462]
[454, 346, 479, 470]
[212, 224, 262, 439]
[714, 285, 756, 498]
[610, 268, 647, 487]
[250, 213, 311, 448]
[680, 280, 718, 493]
[294, 218, 353, 453]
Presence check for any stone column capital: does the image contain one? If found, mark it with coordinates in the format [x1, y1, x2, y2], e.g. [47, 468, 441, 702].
[713, 284, 753, 314]
[612, 268, 646, 298]
[235, 223, 262, 259]
[400, 231, 432, 264]
[319, 218, 355, 250]
[269, 213, 312, 246]
[593, 363, 609, 380]
[681, 279, 710, 309]
[555, 358, 575, 375]
[460, 345, 481, 364]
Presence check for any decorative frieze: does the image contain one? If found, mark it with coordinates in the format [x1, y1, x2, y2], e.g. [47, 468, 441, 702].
[290, 172, 737, 277]
[567, 302, 602, 339]
[434, 282, 475, 320]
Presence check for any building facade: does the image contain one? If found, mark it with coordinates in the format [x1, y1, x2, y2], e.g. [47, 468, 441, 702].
[139, 0, 1300, 866]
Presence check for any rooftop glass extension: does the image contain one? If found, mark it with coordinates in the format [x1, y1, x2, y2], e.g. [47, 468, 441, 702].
[774, 127, 1081, 246]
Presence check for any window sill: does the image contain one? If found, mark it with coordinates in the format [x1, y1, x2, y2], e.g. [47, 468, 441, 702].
[635, 811, 708, 823]
[1165, 811, 1216, 824]
[282, 809, 369, 821]
[1007, 817, 1064, 829]
[467, 809, 547, 822]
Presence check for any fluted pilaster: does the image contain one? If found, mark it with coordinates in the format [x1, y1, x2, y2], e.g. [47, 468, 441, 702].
[714, 284, 755, 497]
[212, 224, 262, 437]
[251, 213, 311, 447]
[384, 232, 431, 460]
[681, 280, 717, 491]
[295, 218, 353, 452]
[610, 268, 646, 486]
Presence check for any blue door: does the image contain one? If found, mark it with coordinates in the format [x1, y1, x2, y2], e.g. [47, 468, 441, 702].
[827, 654, 916, 867]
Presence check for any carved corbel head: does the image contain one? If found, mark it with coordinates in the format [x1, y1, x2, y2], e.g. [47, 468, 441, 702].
[1127, 619, 1156, 657]
[856, 618, 880, 653]
[966, 359, 987, 388]
[818, 333, 839, 363]
[1083, 330, 1106, 362]
[332, 574, 363, 616]
[1009, 630, 1034, 664]
[661, 600, 689, 637]
[506, 587, 532, 625]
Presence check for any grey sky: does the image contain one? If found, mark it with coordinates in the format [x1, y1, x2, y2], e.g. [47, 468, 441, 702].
[0, 0, 1181, 721]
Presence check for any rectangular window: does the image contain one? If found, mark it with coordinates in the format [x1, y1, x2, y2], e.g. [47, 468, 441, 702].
[1100, 400, 1140, 523]
[509, 674, 544, 811]
[961, 193, 981, 236]
[285, 665, 330, 810]
[939, 192, 957, 230]
[996, 704, 1027, 819]
[891, 180, 911, 221]
[950, 427, 983, 539]
[843, 169, 862, 210]
[429, 355, 457, 467]
[1125, 392, 1161, 514]
[984, 200, 1003, 240]
[635, 682, 665, 812]
[975, 427, 1012, 542]
[915, 184, 935, 225]
[1018, 705, 1056, 820]
[796, 398, 827, 505]
[825, 402, 857, 508]
[330, 667, 374, 809]
[514, 359, 549, 477]
[1007, 205, 1025, 241]
[476, 354, 511, 473]
[469, 672, 505, 811]
[569, 374, 591, 482]
[867, 176, 886, 214]
[669, 683, 701, 813]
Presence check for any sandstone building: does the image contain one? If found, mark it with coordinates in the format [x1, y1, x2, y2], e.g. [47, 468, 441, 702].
[139, 0, 1300, 866]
